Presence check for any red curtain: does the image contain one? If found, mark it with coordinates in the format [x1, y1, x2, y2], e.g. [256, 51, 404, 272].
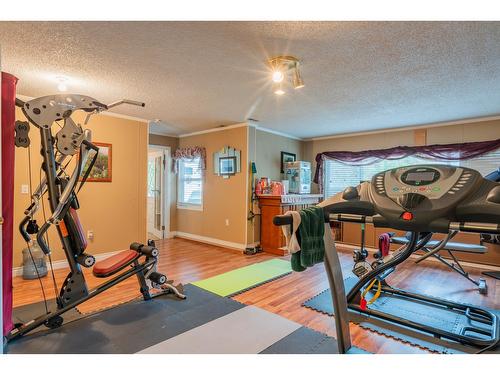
[2, 72, 18, 337]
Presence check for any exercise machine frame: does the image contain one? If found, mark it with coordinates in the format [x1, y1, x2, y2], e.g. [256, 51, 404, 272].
[6, 94, 185, 343]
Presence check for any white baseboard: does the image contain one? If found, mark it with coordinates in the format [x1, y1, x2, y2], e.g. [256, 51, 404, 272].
[172, 231, 246, 252]
[165, 231, 175, 239]
[13, 250, 123, 277]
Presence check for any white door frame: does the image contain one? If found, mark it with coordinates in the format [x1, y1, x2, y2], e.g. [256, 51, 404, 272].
[147, 145, 171, 239]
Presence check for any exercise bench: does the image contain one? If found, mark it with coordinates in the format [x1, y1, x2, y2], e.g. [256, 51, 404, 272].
[392, 234, 488, 294]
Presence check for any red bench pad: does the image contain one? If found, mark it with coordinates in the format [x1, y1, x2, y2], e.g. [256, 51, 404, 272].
[93, 249, 140, 278]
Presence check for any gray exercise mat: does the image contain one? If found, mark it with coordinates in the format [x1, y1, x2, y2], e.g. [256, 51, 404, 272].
[6, 284, 244, 354]
[139, 305, 301, 354]
[303, 287, 500, 354]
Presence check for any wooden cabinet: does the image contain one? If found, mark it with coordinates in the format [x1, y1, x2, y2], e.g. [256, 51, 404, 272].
[257, 194, 322, 255]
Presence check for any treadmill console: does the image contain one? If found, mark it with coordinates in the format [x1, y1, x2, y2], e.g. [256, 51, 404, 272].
[369, 165, 488, 232]
[375, 165, 475, 200]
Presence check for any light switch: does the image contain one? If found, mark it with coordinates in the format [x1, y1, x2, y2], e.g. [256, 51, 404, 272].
[21, 184, 29, 194]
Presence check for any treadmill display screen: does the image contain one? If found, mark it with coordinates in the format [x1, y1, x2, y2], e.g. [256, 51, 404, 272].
[405, 172, 435, 182]
[400, 167, 441, 186]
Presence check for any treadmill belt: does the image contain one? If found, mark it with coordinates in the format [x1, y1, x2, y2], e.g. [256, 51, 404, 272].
[303, 286, 500, 353]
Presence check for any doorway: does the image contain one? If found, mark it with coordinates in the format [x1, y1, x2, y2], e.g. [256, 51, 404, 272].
[147, 146, 170, 240]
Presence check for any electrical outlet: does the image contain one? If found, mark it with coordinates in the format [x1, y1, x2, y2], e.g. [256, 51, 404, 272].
[87, 230, 94, 241]
[225, 219, 230, 226]
[21, 184, 29, 194]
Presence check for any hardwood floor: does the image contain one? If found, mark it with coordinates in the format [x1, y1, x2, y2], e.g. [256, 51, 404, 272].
[12, 238, 500, 354]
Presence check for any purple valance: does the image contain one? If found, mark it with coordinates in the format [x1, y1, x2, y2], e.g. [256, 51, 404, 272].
[314, 138, 500, 192]
[172, 146, 206, 173]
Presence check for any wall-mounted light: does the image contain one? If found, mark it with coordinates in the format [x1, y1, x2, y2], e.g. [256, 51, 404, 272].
[267, 55, 304, 95]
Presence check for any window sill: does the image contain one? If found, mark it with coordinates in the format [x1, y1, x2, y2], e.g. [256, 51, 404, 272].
[177, 204, 203, 212]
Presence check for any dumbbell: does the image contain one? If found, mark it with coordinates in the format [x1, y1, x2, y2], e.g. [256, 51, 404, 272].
[148, 272, 167, 285]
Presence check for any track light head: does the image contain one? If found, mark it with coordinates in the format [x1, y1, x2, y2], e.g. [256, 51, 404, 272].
[293, 67, 305, 89]
[267, 55, 304, 94]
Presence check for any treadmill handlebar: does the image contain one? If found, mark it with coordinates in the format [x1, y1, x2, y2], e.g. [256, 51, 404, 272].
[450, 222, 500, 234]
[274, 213, 500, 235]
[273, 200, 376, 227]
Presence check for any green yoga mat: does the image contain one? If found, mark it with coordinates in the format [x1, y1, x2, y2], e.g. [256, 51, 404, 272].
[192, 259, 291, 297]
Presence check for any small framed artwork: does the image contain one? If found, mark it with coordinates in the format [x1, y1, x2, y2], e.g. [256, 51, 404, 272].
[80, 142, 113, 182]
[219, 156, 237, 176]
[280, 151, 296, 173]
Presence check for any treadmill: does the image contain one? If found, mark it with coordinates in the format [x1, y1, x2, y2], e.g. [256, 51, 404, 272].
[274, 164, 500, 353]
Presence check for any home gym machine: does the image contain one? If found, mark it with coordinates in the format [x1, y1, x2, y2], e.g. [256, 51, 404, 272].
[274, 164, 500, 353]
[6, 94, 185, 343]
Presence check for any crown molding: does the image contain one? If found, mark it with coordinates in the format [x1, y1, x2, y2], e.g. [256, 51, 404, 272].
[178, 122, 248, 138]
[253, 125, 303, 141]
[306, 114, 500, 142]
[148, 129, 180, 138]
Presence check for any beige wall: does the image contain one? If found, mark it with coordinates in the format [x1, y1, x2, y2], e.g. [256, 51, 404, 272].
[255, 129, 303, 181]
[149, 133, 178, 150]
[148, 133, 179, 232]
[13, 109, 148, 267]
[176, 125, 249, 246]
[248, 128, 305, 244]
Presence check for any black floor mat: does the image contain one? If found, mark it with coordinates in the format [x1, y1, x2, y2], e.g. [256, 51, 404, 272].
[303, 286, 500, 353]
[261, 326, 369, 354]
[482, 271, 500, 280]
[6, 285, 244, 354]
[261, 327, 339, 354]
[12, 299, 83, 335]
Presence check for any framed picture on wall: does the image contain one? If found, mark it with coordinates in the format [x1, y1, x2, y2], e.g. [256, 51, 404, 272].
[219, 156, 236, 176]
[280, 151, 296, 173]
[80, 142, 113, 182]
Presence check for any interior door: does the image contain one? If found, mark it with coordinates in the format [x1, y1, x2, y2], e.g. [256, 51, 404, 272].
[148, 149, 165, 239]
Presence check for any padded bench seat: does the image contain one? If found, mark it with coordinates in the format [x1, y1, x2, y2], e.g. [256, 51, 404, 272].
[391, 237, 487, 254]
[93, 249, 140, 278]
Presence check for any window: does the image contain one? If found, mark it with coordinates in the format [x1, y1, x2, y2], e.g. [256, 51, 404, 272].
[177, 157, 203, 209]
[323, 150, 500, 199]
[459, 150, 500, 176]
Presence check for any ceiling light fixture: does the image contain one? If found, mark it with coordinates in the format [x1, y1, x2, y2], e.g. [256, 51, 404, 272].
[293, 68, 305, 89]
[267, 55, 304, 95]
[274, 82, 285, 96]
[272, 70, 284, 83]
[56, 76, 68, 92]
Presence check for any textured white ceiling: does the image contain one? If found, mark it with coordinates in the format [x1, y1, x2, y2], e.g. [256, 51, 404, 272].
[1, 21, 500, 138]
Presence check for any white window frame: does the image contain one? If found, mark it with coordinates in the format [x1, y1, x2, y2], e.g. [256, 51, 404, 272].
[177, 157, 203, 211]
